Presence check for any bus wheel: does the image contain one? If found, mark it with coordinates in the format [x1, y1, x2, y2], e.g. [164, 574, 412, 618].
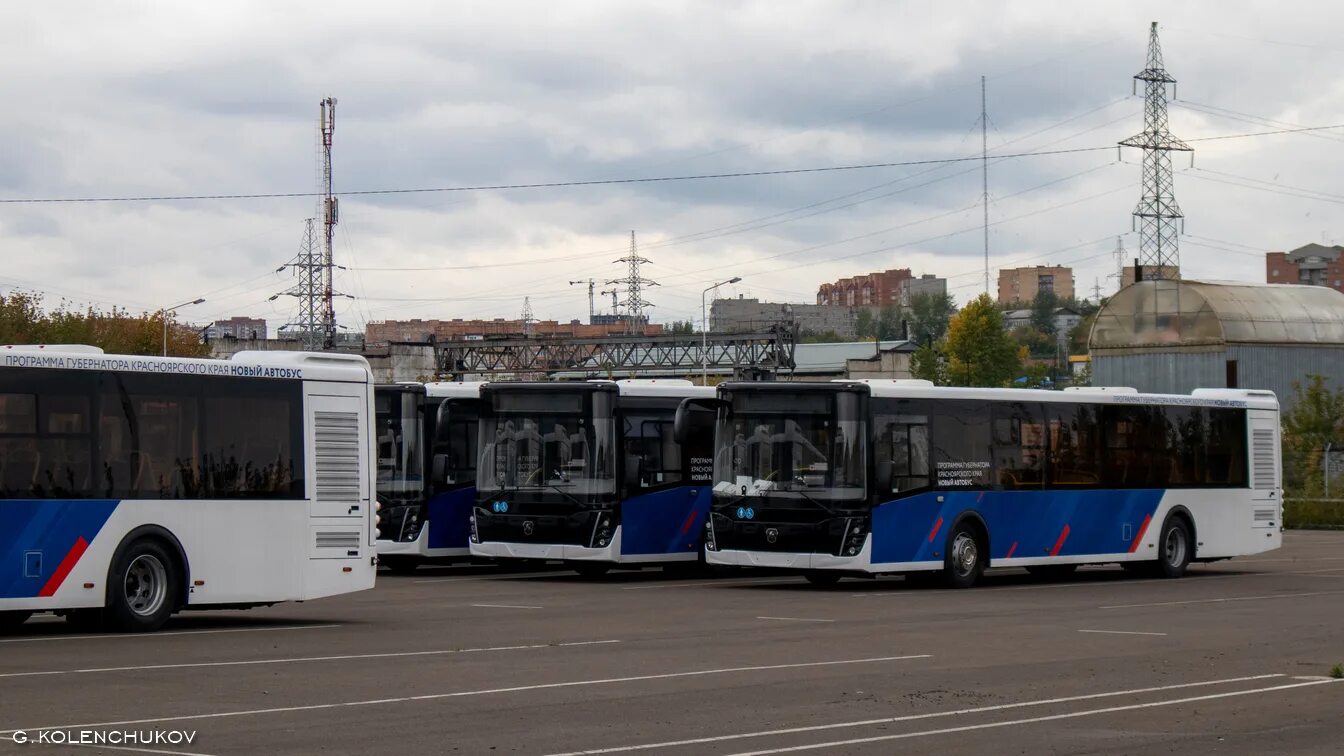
[106, 539, 179, 633]
[573, 562, 611, 579]
[1026, 564, 1078, 581]
[941, 525, 985, 589]
[0, 611, 32, 633]
[1155, 516, 1193, 579]
[380, 557, 421, 575]
[804, 571, 843, 587]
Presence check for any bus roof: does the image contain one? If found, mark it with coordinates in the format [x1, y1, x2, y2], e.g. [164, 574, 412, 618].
[424, 381, 486, 399]
[0, 345, 372, 383]
[480, 379, 713, 400]
[716, 379, 1279, 410]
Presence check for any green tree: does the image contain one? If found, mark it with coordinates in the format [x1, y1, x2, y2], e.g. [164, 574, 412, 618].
[944, 294, 1025, 387]
[800, 329, 847, 343]
[1067, 311, 1097, 355]
[0, 291, 208, 357]
[668, 320, 695, 335]
[1009, 325, 1056, 360]
[910, 342, 947, 384]
[1029, 290, 1060, 336]
[854, 308, 875, 339]
[1282, 375, 1344, 498]
[906, 291, 955, 344]
[877, 305, 903, 340]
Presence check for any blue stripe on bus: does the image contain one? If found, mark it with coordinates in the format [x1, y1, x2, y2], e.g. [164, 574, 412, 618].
[869, 489, 1164, 565]
[426, 487, 475, 550]
[619, 486, 711, 556]
[0, 499, 119, 599]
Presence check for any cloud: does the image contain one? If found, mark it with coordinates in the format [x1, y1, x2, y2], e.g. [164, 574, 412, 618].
[1, 0, 1343, 331]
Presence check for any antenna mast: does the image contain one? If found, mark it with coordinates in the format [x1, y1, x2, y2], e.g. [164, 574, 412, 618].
[319, 96, 340, 348]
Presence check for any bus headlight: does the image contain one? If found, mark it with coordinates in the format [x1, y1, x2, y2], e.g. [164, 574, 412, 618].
[838, 517, 868, 557]
[704, 518, 718, 552]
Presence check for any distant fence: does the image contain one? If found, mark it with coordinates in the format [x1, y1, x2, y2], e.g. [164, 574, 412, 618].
[1284, 499, 1344, 530]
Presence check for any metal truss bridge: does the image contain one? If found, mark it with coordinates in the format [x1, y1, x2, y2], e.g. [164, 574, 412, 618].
[434, 327, 796, 380]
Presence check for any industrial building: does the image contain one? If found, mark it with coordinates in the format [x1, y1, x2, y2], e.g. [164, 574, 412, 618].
[1089, 279, 1344, 408]
[711, 297, 858, 339]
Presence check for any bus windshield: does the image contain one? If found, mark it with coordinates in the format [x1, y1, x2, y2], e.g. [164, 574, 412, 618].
[714, 390, 866, 501]
[375, 389, 425, 501]
[477, 391, 616, 500]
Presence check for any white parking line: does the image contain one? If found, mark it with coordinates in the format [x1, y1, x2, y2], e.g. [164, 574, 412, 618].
[620, 577, 797, 591]
[756, 617, 834, 623]
[0, 624, 340, 644]
[542, 673, 1284, 755]
[0, 654, 931, 736]
[0, 640, 621, 679]
[413, 571, 564, 584]
[721, 678, 1341, 755]
[1077, 629, 1168, 637]
[1100, 590, 1344, 610]
[470, 603, 544, 610]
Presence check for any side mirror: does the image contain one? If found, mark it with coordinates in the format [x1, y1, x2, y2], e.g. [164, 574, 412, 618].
[432, 454, 451, 484]
[674, 397, 727, 445]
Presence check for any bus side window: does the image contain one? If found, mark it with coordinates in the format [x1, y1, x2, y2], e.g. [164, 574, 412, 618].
[876, 414, 929, 495]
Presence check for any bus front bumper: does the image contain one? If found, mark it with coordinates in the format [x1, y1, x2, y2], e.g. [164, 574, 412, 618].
[706, 536, 873, 570]
[470, 527, 621, 562]
[376, 527, 470, 559]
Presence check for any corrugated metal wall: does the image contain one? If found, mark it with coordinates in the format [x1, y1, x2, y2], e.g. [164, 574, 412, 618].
[1092, 350, 1225, 394]
[1093, 345, 1344, 408]
[1226, 345, 1344, 403]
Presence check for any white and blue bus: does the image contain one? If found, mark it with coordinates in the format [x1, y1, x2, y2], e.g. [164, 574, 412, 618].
[375, 381, 484, 572]
[689, 380, 1281, 587]
[0, 346, 377, 632]
[470, 380, 715, 576]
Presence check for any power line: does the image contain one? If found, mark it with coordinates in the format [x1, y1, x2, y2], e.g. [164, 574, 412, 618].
[4, 125, 1340, 206]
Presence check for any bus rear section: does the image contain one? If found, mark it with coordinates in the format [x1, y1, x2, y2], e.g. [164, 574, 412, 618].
[700, 381, 1282, 587]
[375, 382, 483, 572]
[0, 348, 377, 633]
[469, 380, 714, 576]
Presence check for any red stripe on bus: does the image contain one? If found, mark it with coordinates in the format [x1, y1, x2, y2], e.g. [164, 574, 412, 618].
[680, 511, 699, 535]
[927, 517, 944, 543]
[38, 536, 90, 598]
[1006, 541, 1018, 559]
[1129, 514, 1153, 553]
[1049, 525, 1071, 557]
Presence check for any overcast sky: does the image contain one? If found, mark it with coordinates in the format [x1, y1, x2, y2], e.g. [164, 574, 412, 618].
[3, 1, 1343, 333]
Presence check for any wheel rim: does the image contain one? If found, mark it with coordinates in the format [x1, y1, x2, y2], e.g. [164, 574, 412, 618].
[1163, 525, 1187, 567]
[951, 533, 979, 577]
[124, 554, 168, 617]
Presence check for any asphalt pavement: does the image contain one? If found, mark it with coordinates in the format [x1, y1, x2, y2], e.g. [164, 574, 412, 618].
[1, 531, 1342, 755]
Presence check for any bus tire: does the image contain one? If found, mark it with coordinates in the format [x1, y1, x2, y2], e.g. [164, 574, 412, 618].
[380, 556, 421, 575]
[941, 522, 986, 589]
[105, 538, 180, 633]
[573, 562, 611, 578]
[1026, 564, 1078, 581]
[0, 611, 32, 633]
[804, 571, 843, 587]
[1155, 516, 1193, 579]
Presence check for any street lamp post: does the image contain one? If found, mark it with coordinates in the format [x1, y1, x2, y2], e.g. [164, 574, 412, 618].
[162, 298, 206, 356]
[701, 277, 742, 385]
